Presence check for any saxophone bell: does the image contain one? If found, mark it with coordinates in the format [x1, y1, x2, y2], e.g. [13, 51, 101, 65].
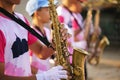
[72, 48, 88, 80]
[88, 36, 110, 66]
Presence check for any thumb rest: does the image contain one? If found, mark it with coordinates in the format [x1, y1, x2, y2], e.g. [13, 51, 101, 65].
[48, 0, 88, 80]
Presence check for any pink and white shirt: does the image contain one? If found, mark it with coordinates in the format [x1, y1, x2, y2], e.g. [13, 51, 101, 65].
[0, 12, 37, 76]
[57, 6, 89, 63]
[57, 6, 87, 50]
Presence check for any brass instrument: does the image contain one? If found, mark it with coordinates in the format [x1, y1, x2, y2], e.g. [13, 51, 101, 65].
[84, 8, 93, 41]
[72, 49, 88, 80]
[96, 36, 110, 64]
[48, 0, 88, 80]
[81, 0, 119, 9]
[88, 9, 100, 57]
[91, 9, 100, 44]
[88, 36, 110, 65]
[87, 9, 110, 65]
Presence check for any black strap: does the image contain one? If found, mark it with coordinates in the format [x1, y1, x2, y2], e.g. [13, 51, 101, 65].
[63, 5, 82, 30]
[0, 7, 54, 49]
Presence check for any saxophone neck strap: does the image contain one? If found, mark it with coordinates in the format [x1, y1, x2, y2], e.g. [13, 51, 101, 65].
[0, 7, 54, 49]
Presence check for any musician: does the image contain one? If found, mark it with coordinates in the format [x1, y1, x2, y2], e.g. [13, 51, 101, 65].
[56, 0, 94, 80]
[0, 0, 71, 80]
[26, 0, 58, 73]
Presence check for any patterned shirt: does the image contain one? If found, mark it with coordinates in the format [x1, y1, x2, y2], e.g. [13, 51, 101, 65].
[57, 6, 87, 50]
[0, 12, 37, 76]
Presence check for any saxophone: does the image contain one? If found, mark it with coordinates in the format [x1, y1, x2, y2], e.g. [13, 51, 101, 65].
[88, 10, 110, 65]
[88, 36, 110, 65]
[48, 0, 88, 80]
[96, 36, 110, 65]
[88, 9, 100, 56]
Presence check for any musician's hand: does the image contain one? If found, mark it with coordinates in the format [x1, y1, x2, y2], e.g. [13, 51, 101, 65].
[50, 23, 71, 49]
[60, 24, 72, 41]
[36, 65, 68, 80]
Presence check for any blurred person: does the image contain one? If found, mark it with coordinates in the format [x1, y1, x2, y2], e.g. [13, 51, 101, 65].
[26, 0, 57, 73]
[0, 0, 71, 80]
[56, 0, 93, 80]
[57, 0, 92, 51]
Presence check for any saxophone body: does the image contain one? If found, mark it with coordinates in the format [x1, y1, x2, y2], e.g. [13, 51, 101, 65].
[72, 49, 88, 80]
[48, 0, 88, 80]
[88, 9, 100, 55]
[88, 35, 110, 65]
[88, 9, 110, 65]
[95, 36, 110, 64]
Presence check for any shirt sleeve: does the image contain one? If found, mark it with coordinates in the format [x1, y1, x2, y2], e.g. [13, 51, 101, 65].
[28, 32, 38, 45]
[0, 30, 5, 63]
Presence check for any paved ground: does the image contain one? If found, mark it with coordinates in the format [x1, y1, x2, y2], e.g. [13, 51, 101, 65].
[87, 47, 120, 80]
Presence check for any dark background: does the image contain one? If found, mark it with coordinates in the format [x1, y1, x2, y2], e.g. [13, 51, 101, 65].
[82, 7, 120, 49]
[100, 7, 120, 47]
